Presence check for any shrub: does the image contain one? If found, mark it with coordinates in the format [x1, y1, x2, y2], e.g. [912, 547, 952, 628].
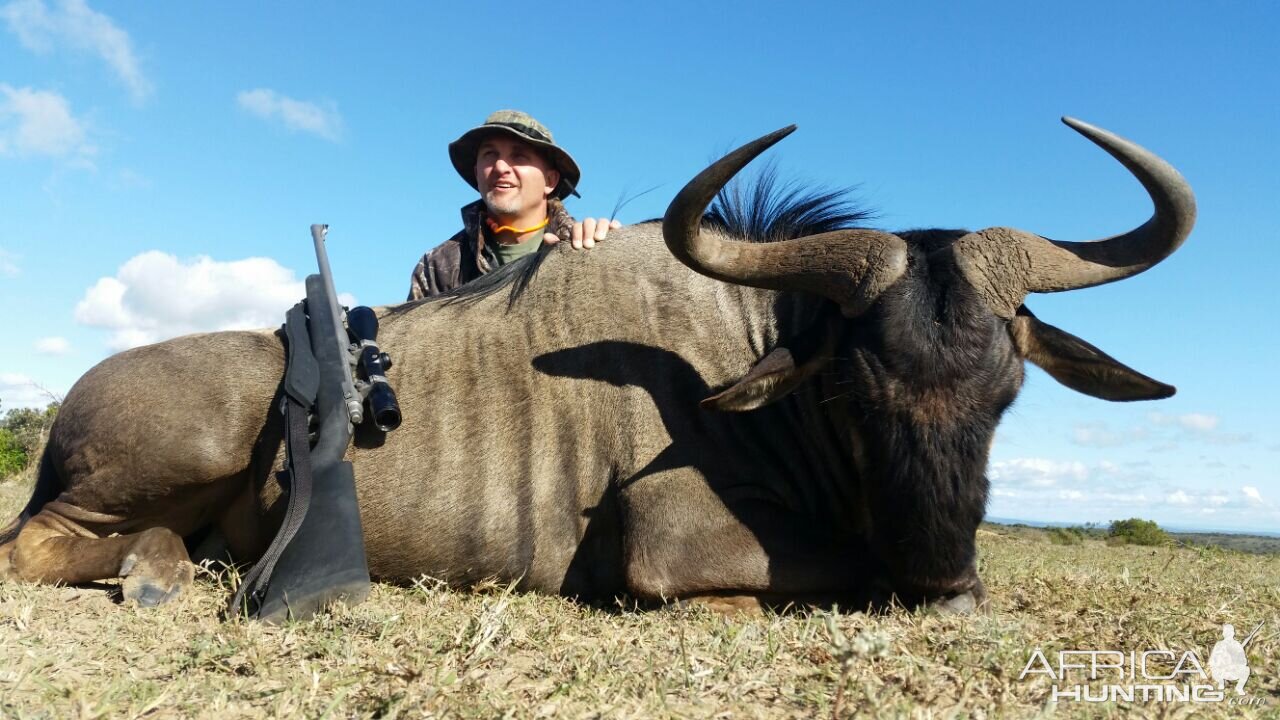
[3, 403, 58, 454]
[0, 401, 59, 480]
[1047, 527, 1084, 545]
[1108, 518, 1170, 546]
[0, 428, 25, 478]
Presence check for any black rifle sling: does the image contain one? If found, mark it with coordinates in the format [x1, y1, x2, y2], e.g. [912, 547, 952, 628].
[228, 302, 319, 617]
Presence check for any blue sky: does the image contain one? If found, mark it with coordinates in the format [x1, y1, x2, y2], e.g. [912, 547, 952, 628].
[1, 1, 1276, 532]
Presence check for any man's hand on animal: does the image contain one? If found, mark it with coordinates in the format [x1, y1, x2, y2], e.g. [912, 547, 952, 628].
[547, 217, 622, 249]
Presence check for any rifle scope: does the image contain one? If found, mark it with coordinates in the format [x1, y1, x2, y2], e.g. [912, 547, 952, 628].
[347, 306, 402, 432]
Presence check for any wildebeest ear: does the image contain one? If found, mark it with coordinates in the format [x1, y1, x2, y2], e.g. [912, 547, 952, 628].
[1009, 306, 1175, 401]
[701, 347, 813, 411]
[704, 314, 841, 412]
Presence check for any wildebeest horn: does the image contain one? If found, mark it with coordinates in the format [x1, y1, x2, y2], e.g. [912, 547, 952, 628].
[664, 127, 908, 317]
[954, 117, 1197, 318]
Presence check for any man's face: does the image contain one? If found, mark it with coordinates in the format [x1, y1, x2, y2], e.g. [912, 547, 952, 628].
[474, 135, 560, 221]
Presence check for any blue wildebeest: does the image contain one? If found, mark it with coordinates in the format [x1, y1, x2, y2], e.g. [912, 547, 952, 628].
[0, 118, 1193, 613]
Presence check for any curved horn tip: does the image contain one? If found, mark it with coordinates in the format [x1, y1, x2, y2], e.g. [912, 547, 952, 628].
[1058, 118, 1164, 166]
[1060, 116, 1111, 141]
[754, 125, 799, 151]
[1061, 115, 1087, 130]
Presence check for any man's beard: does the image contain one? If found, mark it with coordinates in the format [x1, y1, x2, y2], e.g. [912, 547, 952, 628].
[483, 191, 523, 217]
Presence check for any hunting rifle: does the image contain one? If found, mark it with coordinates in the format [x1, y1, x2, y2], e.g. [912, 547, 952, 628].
[229, 224, 400, 622]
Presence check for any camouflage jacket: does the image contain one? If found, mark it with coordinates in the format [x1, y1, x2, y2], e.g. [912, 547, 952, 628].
[407, 198, 576, 300]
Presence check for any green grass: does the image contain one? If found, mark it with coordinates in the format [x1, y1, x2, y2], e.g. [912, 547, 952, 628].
[2, 476, 1278, 718]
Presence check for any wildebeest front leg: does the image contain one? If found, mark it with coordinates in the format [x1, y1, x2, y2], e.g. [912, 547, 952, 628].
[3, 506, 193, 607]
[621, 475, 880, 610]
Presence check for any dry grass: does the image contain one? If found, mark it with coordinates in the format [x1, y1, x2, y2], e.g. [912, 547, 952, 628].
[1, 476, 1277, 719]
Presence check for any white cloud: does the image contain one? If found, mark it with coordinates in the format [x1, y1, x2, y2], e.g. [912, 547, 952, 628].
[1144, 411, 1250, 447]
[34, 336, 69, 355]
[1204, 432, 1252, 446]
[113, 167, 150, 189]
[989, 458, 1089, 488]
[989, 457, 1195, 515]
[1146, 412, 1213, 427]
[236, 88, 343, 141]
[1165, 489, 1237, 509]
[1149, 411, 1219, 434]
[0, 247, 18, 277]
[1, 0, 151, 101]
[73, 251, 354, 351]
[0, 84, 95, 162]
[1071, 422, 1147, 448]
[1098, 492, 1147, 504]
[988, 457, 1279, 532]
[0, 373, 60, 409]
[1178, 413, 1219, 432]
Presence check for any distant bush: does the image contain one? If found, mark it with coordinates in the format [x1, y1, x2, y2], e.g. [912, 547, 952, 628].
[0, 401, 59, 480]
[0, 428, 25, 478]
[1047, 527, 1085, 545]
[1108, 518, 1170, 546]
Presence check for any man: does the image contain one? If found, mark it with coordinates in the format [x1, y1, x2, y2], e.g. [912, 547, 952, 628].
[408, 110, 620, 300]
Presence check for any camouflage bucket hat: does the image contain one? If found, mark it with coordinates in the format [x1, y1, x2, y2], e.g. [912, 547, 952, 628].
[449, 110, 582, 199]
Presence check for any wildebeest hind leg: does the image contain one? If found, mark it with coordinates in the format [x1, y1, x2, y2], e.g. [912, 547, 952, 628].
[5, 505, 193, 607]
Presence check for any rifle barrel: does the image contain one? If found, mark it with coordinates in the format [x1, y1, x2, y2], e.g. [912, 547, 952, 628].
[310, 224, 363, 425]
[1241, 621, 1263, 649]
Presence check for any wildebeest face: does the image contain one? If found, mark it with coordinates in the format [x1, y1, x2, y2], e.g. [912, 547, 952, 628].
[832, 241, 1026, 599]
[700, 240, 1183, 601]
[667, 117, 1194, 603]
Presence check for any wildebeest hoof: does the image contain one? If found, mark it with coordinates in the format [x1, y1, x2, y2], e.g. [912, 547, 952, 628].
[117, 530, 195, 608]
[122, 576, 182, 607]
[930, 591, 977, 615]
[927, 577, 990, 615]
[120, 557, 192, 606]
[120, 560, 191, 607]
